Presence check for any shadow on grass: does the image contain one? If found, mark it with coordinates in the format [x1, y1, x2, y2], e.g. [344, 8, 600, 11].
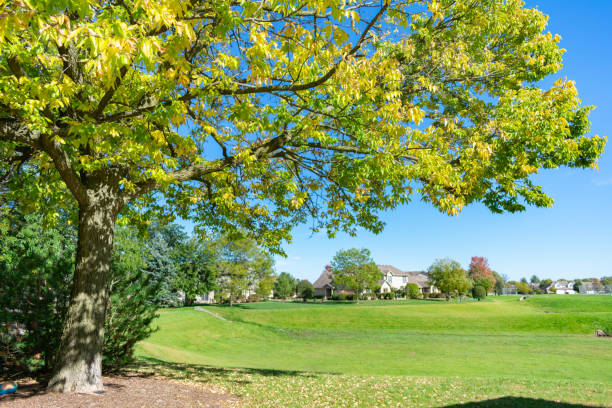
[441, 396, 602, 407]
[128, 357, 320, 386]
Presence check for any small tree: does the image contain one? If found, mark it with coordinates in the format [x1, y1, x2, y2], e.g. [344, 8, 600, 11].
[330, 248, 380, 304]
[274, 272, 297, 299]
[468, 257, 496, 294]
[406, 283, 420, 299]
[297, 280, 315, 302]
[516, 281, 531, 294]
[142, 233, 180, 307]
[492, 271, 505, 295]
[427, 259, 472, 301]
[473, 285, 487, 301]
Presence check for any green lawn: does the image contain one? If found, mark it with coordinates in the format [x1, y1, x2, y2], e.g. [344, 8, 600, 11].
[136, 295, 612, 407]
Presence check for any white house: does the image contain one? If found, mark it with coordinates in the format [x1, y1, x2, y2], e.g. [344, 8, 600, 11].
[550, 280, 576, 294]
[377, 265, 438, 294]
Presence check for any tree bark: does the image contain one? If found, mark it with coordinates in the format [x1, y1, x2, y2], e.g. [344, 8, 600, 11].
[47, 194, 120, 393]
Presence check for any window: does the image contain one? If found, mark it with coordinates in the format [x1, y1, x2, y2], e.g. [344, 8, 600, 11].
[387, 274, 392, 283]
[402, 276, 407, 283]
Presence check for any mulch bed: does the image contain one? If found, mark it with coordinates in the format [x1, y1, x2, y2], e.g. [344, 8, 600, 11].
[0, 374, 240, 408]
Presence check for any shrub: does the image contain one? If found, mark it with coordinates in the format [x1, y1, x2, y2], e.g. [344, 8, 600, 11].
[247, 294, 263, 303]
[473, 285, 487, 301]
[406, 283, 420, 299]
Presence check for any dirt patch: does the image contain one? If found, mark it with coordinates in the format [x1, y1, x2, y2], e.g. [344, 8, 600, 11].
[0, 374, 240, 408]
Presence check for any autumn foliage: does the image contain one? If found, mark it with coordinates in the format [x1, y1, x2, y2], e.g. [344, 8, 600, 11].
[468, 257, 497, 293]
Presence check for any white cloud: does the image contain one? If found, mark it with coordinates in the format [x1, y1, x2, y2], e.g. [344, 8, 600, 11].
[593, 178, 612, 186]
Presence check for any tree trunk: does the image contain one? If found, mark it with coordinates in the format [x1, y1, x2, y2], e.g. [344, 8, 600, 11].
[48, 198, 120, 393]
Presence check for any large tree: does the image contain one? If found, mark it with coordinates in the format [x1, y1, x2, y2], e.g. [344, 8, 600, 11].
[0, 0, 604, 392]
[330, 248, 380, 303]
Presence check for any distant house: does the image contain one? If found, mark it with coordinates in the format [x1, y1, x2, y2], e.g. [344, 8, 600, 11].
[313, 267, 335, 298]
[550, 280, 576, 295]
[377, 265, 438, 294]
[578, 281, 608, 295]
[313, 264, 439, 299]
[195, 291, 215, 304]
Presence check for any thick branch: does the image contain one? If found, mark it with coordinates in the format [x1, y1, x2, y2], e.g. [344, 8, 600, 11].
[39, 134, 89, 205]
[0, 118, 88, 205]
[125, 130, 293, 202]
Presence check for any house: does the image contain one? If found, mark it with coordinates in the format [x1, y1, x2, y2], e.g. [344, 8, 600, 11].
[313, 267, 336, 298]
[578, 281, 607, 295]
[377, 265, 438, 294]
[195, 291, 215, 304]
[550, 280, 576, 295]
[313, 264, 438, 298]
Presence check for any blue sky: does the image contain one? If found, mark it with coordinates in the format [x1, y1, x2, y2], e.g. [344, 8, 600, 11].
[272, 0, 612, 282]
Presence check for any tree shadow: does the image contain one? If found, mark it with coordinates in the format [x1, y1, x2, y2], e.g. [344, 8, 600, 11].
[0, 375, 127, 401]
[441, 396, 603, 407]
[127, 357, 321, 385]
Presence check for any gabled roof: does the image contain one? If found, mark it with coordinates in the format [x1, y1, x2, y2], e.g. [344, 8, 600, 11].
[378, 265, 407, 276]
[313, 268, 333, 289]
[378, 265, 430, 287]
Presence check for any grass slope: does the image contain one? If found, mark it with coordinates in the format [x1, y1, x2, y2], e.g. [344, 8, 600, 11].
[137, 296, 612, 407]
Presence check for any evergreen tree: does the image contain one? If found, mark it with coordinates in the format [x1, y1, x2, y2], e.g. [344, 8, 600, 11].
[0, 213, 75, 374]
[104, 225, 161, 369]
[143, 233, 180, 307]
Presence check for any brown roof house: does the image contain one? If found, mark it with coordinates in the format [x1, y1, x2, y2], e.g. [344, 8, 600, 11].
[313, 266, 335, 298]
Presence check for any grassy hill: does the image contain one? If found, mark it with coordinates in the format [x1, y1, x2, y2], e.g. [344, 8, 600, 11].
[136, 296, 612, 407]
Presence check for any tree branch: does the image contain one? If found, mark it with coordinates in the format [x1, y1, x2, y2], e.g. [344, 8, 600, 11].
[0, 118, 88, 205]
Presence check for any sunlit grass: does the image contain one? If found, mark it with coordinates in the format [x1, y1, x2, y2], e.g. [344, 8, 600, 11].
[136, 295, 612, 407]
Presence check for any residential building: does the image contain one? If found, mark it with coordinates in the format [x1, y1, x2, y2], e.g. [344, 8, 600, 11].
[378, 265, 438, 294]
[550, 280, 576, 295]
[313, 264, 438, 298]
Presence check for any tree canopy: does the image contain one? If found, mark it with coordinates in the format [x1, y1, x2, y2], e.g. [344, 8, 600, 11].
[0, 0, 605, 393]
[0, 0, 604, 246]
[427, 258, 472, 301]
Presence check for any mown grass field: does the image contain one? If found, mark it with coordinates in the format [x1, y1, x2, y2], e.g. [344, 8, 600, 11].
[136, 295, 612, 407]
